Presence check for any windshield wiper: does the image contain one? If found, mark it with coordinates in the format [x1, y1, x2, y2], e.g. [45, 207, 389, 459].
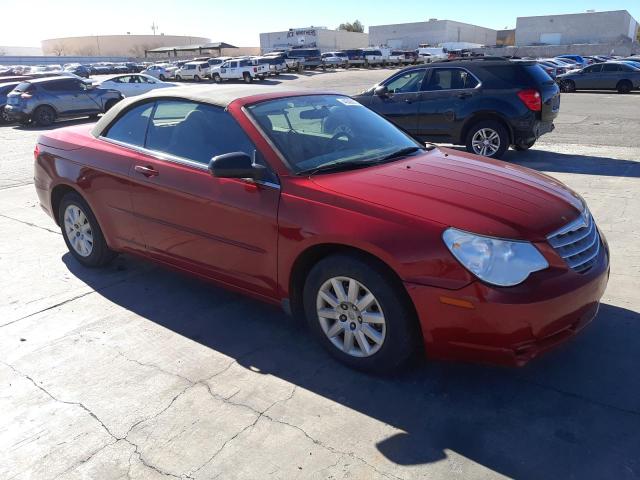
[297, 146, 426, 177]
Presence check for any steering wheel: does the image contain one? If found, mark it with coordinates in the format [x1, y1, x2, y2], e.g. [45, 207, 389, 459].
[328, 131, 353, 150]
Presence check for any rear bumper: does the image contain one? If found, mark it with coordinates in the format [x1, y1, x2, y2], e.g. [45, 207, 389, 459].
[3, 106, 29, 121]
[405, 242, 610, 366]
[514, 120, 555, 144]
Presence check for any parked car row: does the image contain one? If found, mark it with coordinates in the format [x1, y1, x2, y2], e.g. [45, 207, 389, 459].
[0, 62, 147, 80]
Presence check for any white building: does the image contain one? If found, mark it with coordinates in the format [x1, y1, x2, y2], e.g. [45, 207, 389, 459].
[515, 10, 639, 46]
[369, 19, 497, 50]
[260, 27, 369, 53]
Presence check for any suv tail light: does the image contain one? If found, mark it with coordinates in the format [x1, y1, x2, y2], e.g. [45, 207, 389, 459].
[33, 145, 40, 161]
[517, 89, 541, 111]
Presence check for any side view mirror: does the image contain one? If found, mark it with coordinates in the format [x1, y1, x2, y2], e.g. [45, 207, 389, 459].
[374, 85, 389, 97]
[208, 152, 266, 181]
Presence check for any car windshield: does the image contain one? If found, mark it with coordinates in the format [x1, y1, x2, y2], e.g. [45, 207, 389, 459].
[248, 95, 422, 174]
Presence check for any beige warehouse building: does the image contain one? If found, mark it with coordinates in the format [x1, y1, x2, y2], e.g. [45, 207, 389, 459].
[41, 34, 210, 58]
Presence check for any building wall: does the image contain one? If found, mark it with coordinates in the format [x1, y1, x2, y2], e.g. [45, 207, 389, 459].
[260, 28, 368, 53]
[515, 10, 637, 46]
[474, 43, 639, 58]
[497, 29, 516, 47]
[41, 35, 210, 58]
[369, 20, 497, 49]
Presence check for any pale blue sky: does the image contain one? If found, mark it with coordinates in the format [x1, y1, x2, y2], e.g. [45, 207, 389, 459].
[0, 0, 638, 46]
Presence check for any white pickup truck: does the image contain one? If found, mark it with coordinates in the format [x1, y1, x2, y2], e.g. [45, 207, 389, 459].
[211, 58, 268, 83]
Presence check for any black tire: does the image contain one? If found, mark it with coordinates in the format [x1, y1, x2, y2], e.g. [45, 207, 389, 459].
[464, 120, 509, 159]
[104, 99, 119, 112]
[0, 106, 10, 124]
[243, 73, 253, 83]
[159, 74, 166, 81]
[213, 73, 222, 83]
[560, 79, 575, 93]
[303, 254, 420, 374]
[33, 105, 56, 127]
[514, 139, 536, 151]
[194, 75, 201, 82]
[58, 192, 117, 268]
[617, 80, 632, 94]
[175, 75, 182, 81]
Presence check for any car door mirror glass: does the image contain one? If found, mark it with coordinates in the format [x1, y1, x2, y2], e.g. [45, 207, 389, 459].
[374, 85, 389, 97]
[208, 152, 266, 181]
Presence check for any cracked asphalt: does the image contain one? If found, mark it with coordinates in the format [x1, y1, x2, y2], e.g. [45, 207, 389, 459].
[1, 69, 640, 480]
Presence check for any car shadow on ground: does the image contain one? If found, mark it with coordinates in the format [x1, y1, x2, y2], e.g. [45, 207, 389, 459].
[63, 252, 640, 479]
[447, 146, 640, 178]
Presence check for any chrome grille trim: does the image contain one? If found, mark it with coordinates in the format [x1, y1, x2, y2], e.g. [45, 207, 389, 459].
[547, 210, 601, 273]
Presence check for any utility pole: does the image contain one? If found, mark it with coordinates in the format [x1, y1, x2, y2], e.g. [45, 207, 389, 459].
[151, 21, 158, 36]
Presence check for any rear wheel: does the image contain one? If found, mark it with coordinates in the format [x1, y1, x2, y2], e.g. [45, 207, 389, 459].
[560, 79, 575, 93]
[159, 74, 166, 81]
[33, 105, 56, 127]
[213, 73, 222, 83]
[243, 72, 253, 83]
[617, 80, 632, 94]
[0, 107, 11, 124]
[303, 254, 419, 373]
[465, 120, 509, 158]
[194, 75, 201, 82]
[59, 192, 117, 268]
[175, 75, 182, 81]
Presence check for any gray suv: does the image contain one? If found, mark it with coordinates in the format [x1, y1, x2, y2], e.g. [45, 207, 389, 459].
[4, 77, 123, 126]
[559, 62, 640, 93]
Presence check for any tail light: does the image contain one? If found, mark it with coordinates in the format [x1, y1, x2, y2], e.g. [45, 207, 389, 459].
[517, 89, 542, 111]
[253, 67, 257, 72]
[33, 145, 40, 161]
[21, 93, 32, 99]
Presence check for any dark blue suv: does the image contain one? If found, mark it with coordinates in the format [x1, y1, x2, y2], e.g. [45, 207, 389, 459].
[0, 81, 21, 123]
[353, 58, 561, 158]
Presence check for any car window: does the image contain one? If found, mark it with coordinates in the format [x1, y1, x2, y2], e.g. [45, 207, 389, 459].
[423, 68, 478, 91]
[620, 64, 637, 72]
[602, 64, 621, 72]
[583, 64, 603, 73]
[145, 100, 256, 165]
[384, 69, 427, 93]
[104, 102, 154, 146]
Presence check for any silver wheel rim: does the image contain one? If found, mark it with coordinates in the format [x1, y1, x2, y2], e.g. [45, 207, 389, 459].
[471, 128, 501, 156]
[64, 204, 94, 257]
[316, 276, 386, 358]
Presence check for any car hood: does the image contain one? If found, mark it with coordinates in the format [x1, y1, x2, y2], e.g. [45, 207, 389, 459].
[309, 147, 583, 241]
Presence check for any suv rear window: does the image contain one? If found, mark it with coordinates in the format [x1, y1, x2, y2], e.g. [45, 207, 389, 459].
[480, 64, 552, 88]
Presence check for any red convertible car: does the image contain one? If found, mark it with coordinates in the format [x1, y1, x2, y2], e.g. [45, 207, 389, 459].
[33, 85, 609, 372]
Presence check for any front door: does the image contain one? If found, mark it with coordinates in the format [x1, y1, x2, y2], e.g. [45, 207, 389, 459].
[128, 99, 280, 298]
[366, 68, 427, 135]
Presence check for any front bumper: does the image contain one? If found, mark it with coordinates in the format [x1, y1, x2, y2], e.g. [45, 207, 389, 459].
[406, 240, 610, 366]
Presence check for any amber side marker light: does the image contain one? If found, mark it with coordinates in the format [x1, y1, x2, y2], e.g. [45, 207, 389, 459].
[439, 296, 475, 309]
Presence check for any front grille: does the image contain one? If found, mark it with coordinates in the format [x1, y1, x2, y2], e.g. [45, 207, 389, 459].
[547, 211, 601, 273]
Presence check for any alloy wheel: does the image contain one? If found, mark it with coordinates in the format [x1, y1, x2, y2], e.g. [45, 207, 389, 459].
[471, 128, 501, 156]
[63, 204, 94, 257]
[316, 276, 386, 358]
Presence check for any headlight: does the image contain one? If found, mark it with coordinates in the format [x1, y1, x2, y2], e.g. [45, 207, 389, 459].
[442, 228, 548, 287]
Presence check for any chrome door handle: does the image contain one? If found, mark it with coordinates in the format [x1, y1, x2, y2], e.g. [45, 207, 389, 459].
[134, 165, 159, 177]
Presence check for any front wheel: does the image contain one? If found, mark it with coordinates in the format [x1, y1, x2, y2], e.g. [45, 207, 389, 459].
[465, 120, 509, 158]
[213, 73, 222, 83]
[159, 74, 166, 81]
[59, 192, 117, 268]
[560, 79, 575, 93]
[243, 73, 253, 83]
[303, 254, 419, 373]
[194, 75, 201, 82]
